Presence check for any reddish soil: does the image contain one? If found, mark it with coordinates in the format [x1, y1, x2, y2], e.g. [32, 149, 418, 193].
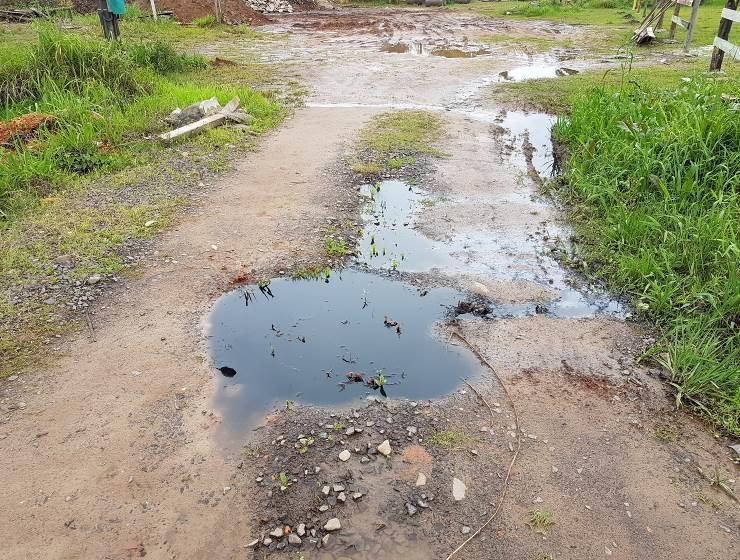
[0, 112, 55, 146]
[132, 0, 272, 24]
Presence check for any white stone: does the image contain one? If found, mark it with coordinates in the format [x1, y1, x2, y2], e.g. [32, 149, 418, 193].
[415, 472, 427, 487]
[339, 449, 351, 462]
[324, 518, 341, 531]
[377, 440, 392, 456]
[452, 478, 466, 501]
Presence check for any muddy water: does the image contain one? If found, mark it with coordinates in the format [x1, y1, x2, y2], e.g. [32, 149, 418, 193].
[210, 270, 480, 430]
[499, 65, 579, 81]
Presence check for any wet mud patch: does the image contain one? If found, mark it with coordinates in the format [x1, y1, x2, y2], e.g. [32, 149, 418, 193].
[232, 384, 515, 559]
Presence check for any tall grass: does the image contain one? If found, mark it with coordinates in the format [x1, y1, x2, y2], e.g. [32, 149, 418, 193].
[0, 25, 276, 219]
[554, 76, 739, 434]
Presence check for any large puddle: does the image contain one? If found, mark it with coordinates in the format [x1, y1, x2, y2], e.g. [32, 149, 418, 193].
[210, 270, 480, 430]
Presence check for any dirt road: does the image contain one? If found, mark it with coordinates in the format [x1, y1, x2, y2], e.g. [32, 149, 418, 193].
[1, 9, 737, 560]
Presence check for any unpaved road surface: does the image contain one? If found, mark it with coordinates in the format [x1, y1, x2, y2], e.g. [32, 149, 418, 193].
[1, 9, 737, 560]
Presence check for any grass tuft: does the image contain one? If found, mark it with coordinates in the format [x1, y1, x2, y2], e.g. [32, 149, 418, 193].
[428, 429, 471, 450]
[529, 510, 555, 533]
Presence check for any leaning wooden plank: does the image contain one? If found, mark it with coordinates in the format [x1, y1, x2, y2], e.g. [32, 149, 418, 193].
[159, 113, 226, 143]
[721, 7, 740, 22]
[672, 15, 690, 28]
[714, 36, 740, 60]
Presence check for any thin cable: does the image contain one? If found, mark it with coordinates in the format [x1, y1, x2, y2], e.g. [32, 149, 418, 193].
[445, 330, 522, 560]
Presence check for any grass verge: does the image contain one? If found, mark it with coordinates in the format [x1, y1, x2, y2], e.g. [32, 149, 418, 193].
[0, 20, 285, 376]
[491, 59, 733, 114]
[553, 73, 739, 434]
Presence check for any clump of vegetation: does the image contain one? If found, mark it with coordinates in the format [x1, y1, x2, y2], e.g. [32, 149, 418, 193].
[352, 110, 444, 174]
[292, 265, 332, 281]
[555, 75, 739, 434]
[428, 429, 471, 450]
[324, 236, 349, 257]
[528, 509, 554, 533]
[654, 425, 678, 442]
[193, 14, 218, 28]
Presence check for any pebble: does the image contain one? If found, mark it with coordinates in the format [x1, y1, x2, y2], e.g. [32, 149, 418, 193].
[360, 457, 370, 464]
[333, 484, 345, 492]
[377, 440, 392, 456]
[288, 533, 302, 546]
[551, 466, 558, 474]
[415, 472, 427, 487]
[269, 527, 283, 538]
[263, 537, 273, 546]
[246, 539, 259, 548]
[297, 523, 306, 537]
[324, 518, 341, 531]
[337, 492, 346, 503]
[406, 503, 417, 516]
[345, 427, 356, 436]
[339, 450, 351, 462]
[7, 375, 17, 382]
[319, 505, 330, 512]
[322, 534, 331, 546]
[352, 492, 363, 500]
[452, 478, 466, 501]
[407, 426, 417, 435]
[462, 526, 471, 535]
[322, 485, 331, 496]
[86, 274, 102, 285]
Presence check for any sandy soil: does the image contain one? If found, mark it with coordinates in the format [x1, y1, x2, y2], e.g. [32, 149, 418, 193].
[1, 8, 737, 560]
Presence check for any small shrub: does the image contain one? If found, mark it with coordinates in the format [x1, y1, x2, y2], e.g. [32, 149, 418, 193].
[193, 14, 217, 28]
[127, 41, 207, 73]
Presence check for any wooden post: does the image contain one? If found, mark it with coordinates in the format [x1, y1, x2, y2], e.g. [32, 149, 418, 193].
[669, 2, 681, 39]
[149, 0, 158, 21]
[710, 0, 738, 70]
[683, 0, 701, 50]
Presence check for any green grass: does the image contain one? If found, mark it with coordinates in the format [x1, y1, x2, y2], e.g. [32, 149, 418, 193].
[352, 110, 444, 174]
[428, 429, 472, 449]
[491, 60, 728, 114]
[324, 235, 349, 257]
[528, 510, 555, 533]
[554, 73, 739, 434]
[0, 21, 284, 375]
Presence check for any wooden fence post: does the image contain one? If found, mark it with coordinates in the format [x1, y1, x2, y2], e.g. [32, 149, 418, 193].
[669, 2, 682, 39]
[683, 0, 701, 51]
[710, 0, 739, 70]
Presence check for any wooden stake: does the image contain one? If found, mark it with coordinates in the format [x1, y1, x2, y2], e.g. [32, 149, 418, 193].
[683, 0, 701, 51]
[669, 1, 682, 39]
[149, 0, 157, 21]
[710, 0, 738, 70]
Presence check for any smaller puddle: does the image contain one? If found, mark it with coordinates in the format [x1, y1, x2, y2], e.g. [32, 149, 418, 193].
[358, 180, 454, 272]
[499, 65, 579, 82]
[380, 41, 490, 58]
